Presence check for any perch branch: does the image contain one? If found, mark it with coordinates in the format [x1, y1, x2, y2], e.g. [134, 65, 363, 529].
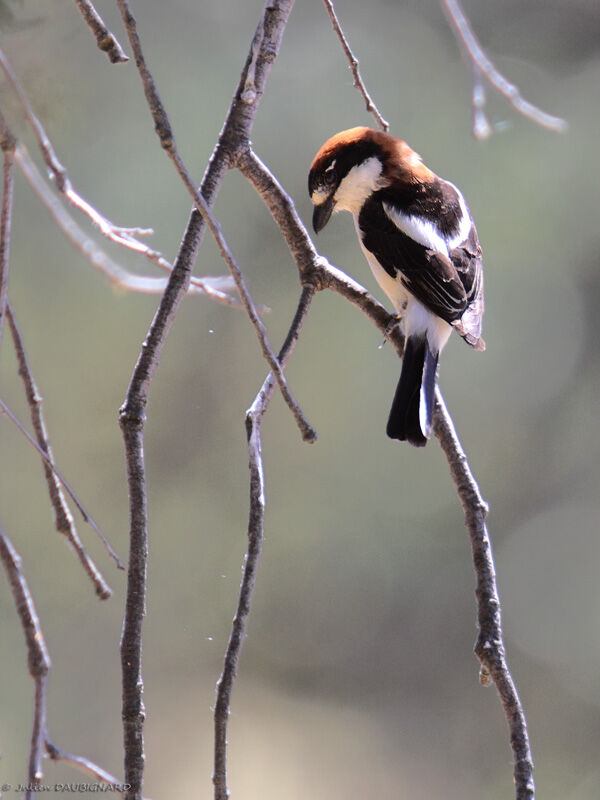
[116, 0, 315, 443]
[441, 0, 567, 137]
[0, 527, 51, 799]
[6, 302, 115, 596]
[214, 284, 316, 800]
[15, 144, 241, 305]
[115, 2, 297, 797]
[72, 0, 129, 63]
[433, 391, 535, 799]
[321, 0, 389, 131]
[0, 397, 123, 570]
[238, 142, 533, 797]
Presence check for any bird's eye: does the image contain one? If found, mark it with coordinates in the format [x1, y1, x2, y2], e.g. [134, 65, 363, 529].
[323, 163, 336, 185]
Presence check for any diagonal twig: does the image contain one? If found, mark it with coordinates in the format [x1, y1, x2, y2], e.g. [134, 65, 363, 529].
[6, 301, 115, 597]
[213, 284, 315, 800]
[0, 398, 124, 570]
[321, 0, 389, 131]
[45, 737, 145, 798]
[0, 47, 190, 279]
[115, 0, 315, 444]
[15, 143, 242, 305]
[72, 0, 129, 63]
[441, 0, 567, 137]
[0, 526, 51, 799]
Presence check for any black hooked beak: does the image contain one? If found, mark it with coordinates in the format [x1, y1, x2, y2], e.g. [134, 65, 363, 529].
[312, 195, 335, 233]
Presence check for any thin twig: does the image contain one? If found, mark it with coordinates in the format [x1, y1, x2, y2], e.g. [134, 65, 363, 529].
[0, 527, 51, 799]
[321, 0, 389, 131]
[6, 302, 115, 596]
[72, 0, 129, 63]
[0, 48, 184, 275]
[115, 3, 297, 797]
[214, 284, 315, 800]
[15, 144, 243, 305]
[441, 0, 567, 136]
[0, 398, 124, 570]
[433, 390, 535, 799]
[0, 109, 16, 351]
[45, 738, 137, 797]
[115, 0, 315, 444]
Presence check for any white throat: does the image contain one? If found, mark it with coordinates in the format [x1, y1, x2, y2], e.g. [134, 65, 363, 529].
[334, 157, 385, 214]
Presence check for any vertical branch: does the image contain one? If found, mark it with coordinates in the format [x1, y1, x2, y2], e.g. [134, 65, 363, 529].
[0, 527, 51, 799]
[0, 112, 16, 350]
[214, 285, 315, 800]
[433, 390, 535, 800]
[116, 3, 296, 798]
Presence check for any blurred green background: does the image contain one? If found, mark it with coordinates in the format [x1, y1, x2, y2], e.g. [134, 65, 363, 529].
[0, 0, 599, 797]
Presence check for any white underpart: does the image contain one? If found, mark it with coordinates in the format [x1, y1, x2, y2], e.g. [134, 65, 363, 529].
[334, 157, 386, 214]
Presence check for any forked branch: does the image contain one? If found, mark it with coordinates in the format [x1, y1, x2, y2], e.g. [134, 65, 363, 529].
[442, 0, 566, 138]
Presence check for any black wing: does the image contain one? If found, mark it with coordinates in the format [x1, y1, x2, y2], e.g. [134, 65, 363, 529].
[449, 223, 484, 348]
[358, 196, 468, 324]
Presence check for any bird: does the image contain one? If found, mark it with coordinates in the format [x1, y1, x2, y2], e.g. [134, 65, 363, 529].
[308, 126, 484, 447]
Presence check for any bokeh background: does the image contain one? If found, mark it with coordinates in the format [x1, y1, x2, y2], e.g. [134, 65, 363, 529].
[1, 0, 599, 797]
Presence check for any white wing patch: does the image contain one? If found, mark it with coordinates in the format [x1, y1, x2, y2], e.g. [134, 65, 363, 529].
[383, 181, 472, 255]
[383, 203, 449, 256]
[445, 181, 472, 249]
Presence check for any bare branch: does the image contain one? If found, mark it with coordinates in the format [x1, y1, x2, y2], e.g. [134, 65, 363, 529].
[115, 0, 315, 443]
[238, 145, 534, 798]
[72, 0, 129, 63]
[0, 527, 51, 797]
[214, 284, 315, 800]
[321, 0, 389, 131]
[0, 108, 16, 351]
[441, 0, 567, 137]
[6, 302, 115, 597]
[115, 3, 297, 797]
[433, 390, 535, 799]
[14, 144, 242, 305]
[0, 397, 124, 571]
[0, 48, 188, 277]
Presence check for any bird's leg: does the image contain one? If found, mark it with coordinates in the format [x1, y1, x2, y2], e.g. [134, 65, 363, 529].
[379, 309, 404, 349]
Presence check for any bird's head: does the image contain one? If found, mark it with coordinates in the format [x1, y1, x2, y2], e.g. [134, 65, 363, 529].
[308, 126, 429, 233]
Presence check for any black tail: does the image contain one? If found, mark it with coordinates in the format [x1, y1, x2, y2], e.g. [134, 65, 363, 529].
[386, 336, 438, 447]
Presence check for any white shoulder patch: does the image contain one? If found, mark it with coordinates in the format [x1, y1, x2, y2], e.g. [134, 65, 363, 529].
[445, 181, 472, 249]
[383, 181, 472, 255]
[383, 202, 449, 256]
